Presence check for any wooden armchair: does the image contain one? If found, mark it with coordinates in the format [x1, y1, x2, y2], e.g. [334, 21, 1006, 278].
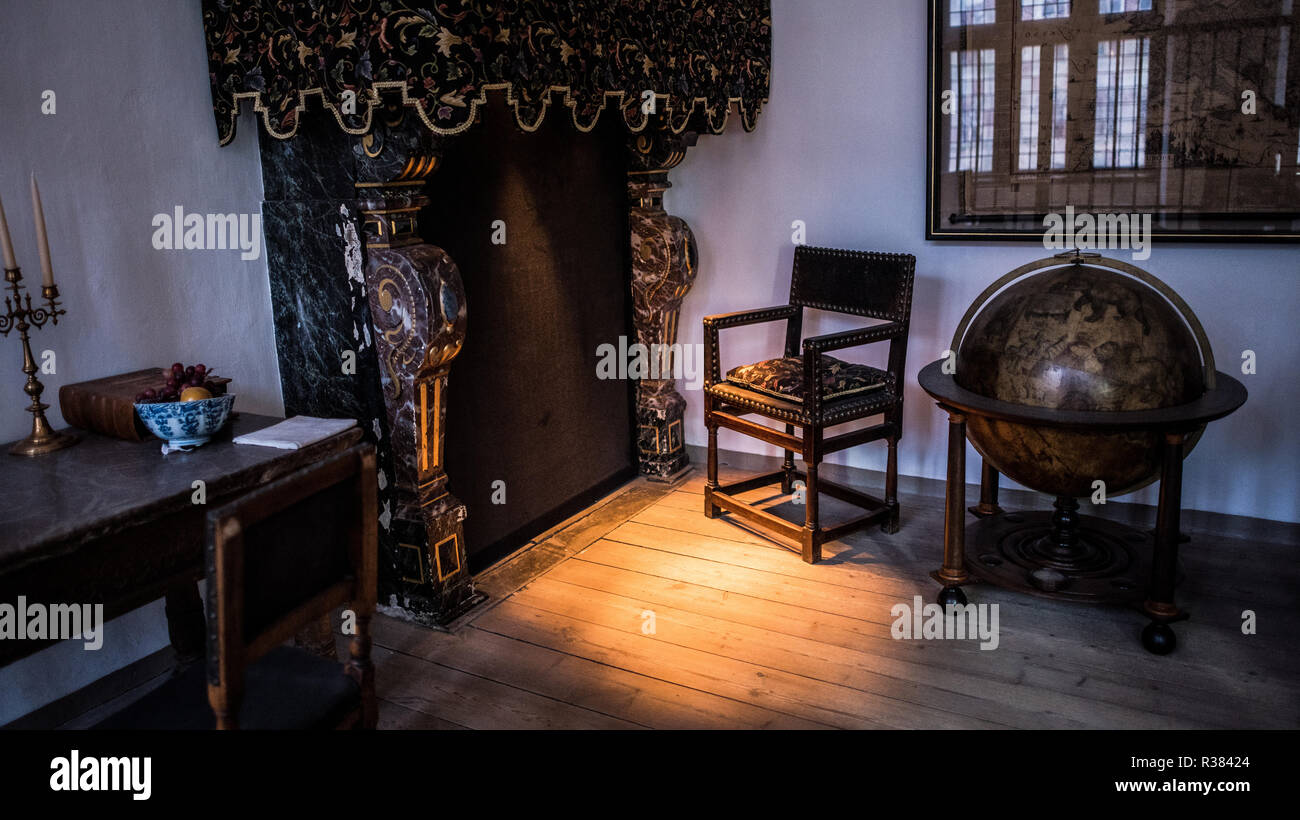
[96, 443, 378, 729]
[703, 246, 916, 563]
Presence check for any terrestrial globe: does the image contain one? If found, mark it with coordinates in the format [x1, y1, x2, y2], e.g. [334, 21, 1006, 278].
[955, 261, 1207, 499]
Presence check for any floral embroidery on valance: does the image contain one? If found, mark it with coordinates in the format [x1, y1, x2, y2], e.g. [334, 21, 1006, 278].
[202, 0, 771, 145]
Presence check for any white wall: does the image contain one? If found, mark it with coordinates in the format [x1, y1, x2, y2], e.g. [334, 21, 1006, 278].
[668, 0, 1300, 524]
[0, 0, 276, 723]
[0, 0, 280, 440]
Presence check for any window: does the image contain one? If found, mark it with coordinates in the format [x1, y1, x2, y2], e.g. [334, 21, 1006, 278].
[1099, 0, 1151, 13]
[1094, 38, 1150, 168]
[950, 0, 996, 27]
[950, 49, 997, 172]
[1018, 46, 1042, 170]
[1022, 0, 1071, 20]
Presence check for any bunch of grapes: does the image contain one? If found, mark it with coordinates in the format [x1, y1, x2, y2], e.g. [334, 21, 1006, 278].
[135, 362, 219, 403]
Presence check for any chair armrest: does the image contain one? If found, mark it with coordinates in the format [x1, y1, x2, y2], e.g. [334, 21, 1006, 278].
[802, 322, 905, 354]
[703, 305, 799, 330]
[801, 322, 906, 417]
[703, 305, 800, 387]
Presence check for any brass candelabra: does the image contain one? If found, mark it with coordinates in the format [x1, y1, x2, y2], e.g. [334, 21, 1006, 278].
[1, 265, 77, 455]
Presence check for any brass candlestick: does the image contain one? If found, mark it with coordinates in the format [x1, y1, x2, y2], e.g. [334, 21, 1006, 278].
[1, 265, 77, 456]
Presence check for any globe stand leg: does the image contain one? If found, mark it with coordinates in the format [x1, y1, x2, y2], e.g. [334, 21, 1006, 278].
[1142, 432, 1190, 654]
[937, 586, 968, 607]
[968, 461, 1005, 517]
[931, 410, 973, 601]
[1141, 621, 1177, 655]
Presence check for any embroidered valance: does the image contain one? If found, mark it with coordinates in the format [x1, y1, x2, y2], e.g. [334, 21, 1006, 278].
[203, 0, 771, 145]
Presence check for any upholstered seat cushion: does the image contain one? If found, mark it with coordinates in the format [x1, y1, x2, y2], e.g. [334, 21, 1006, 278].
[726, 356, 889, 402]
[93, 646, 360, 730]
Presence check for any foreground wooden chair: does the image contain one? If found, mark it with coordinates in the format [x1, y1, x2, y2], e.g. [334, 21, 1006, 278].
[703, 246, 915, 563]
[96, 443, 378, 729]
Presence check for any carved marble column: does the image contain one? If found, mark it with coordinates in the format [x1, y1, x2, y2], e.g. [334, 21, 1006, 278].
[353, 111, 481, 625]
[629, 130, 699, 480]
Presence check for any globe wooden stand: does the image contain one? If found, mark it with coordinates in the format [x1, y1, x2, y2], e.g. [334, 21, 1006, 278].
[919, 361, 1247, 655]
[963, 495, 1156, 603]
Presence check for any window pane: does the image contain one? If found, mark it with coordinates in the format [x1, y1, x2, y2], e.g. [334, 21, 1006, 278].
[949, 48, 997, 173]
[1095, 38, 1150, 169]
[1019, 46, 1042, 170]
[950, 0, 997, 27]
[1022, 0, 1071, 21]
[1051, 44, 1069, 169]
[1099, 0, 1152, 13]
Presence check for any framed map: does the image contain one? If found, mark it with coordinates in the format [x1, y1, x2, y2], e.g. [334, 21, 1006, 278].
[927, 0, 1300, 241]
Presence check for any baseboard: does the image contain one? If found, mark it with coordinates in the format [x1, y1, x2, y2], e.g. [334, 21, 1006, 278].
[2, 646, 175, 730]
[688, 445, 1300, 547]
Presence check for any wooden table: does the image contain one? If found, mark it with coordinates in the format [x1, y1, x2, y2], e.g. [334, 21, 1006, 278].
[0, 413, 363, 668]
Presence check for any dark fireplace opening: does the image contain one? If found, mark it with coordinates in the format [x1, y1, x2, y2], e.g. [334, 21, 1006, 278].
[425, 98, 637, 571]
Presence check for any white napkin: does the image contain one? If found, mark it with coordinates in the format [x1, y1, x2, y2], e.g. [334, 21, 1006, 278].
[233, 416, 358, 449]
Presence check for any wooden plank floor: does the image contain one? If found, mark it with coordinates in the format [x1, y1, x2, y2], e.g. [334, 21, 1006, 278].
[372, 466, 1300, 730]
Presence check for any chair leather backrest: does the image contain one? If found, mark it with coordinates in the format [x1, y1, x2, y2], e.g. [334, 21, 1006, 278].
[205, 443, 376, 687]
[789, 246, 916, 323]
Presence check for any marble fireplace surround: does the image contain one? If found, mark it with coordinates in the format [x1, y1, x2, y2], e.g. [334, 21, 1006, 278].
[207, 2, 771, 624]
[259, 102, 723, 624]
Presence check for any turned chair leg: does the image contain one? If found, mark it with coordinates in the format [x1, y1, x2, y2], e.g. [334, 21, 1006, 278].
[704, 418, 720, 519]
[346, 613, 377, 729]
[801, 437, 822, 564]
[208, 684, 242, 731]
[882, 434, 900, 534]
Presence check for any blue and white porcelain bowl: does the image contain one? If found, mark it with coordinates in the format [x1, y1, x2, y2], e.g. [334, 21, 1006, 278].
[134, 394, 236, 448]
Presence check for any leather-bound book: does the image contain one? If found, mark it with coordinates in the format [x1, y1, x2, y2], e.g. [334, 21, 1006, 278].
[58, 369, 230, 441]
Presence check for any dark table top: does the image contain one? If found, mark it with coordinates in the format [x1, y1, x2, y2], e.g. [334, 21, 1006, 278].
[0, 414, 363, 573]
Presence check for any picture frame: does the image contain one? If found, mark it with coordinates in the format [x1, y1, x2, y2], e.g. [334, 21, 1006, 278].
[926, 0, 1300, 242]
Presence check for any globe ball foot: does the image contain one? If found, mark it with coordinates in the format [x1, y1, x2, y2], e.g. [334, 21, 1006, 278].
[1141, 621, 1177, 655]
[937, 586, 967, 607]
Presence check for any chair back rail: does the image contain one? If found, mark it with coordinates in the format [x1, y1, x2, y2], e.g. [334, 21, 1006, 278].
[788, 245, 916, 323]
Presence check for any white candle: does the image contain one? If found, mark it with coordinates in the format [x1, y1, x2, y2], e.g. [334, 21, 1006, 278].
[0, 190, 16, 270]
[30, 174, 53, 288]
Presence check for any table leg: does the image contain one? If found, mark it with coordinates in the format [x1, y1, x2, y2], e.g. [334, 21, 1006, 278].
[934, 410, 969, 606]
[1142, 431, 1187, 655]
[164, 582, 206, 671]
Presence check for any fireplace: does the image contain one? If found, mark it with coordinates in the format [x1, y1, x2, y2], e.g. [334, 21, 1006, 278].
[203, 0, 772, 624]
[428, 100, 637, 570]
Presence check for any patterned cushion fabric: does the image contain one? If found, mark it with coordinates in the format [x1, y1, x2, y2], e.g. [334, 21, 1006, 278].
[726, 356, 888, 402]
